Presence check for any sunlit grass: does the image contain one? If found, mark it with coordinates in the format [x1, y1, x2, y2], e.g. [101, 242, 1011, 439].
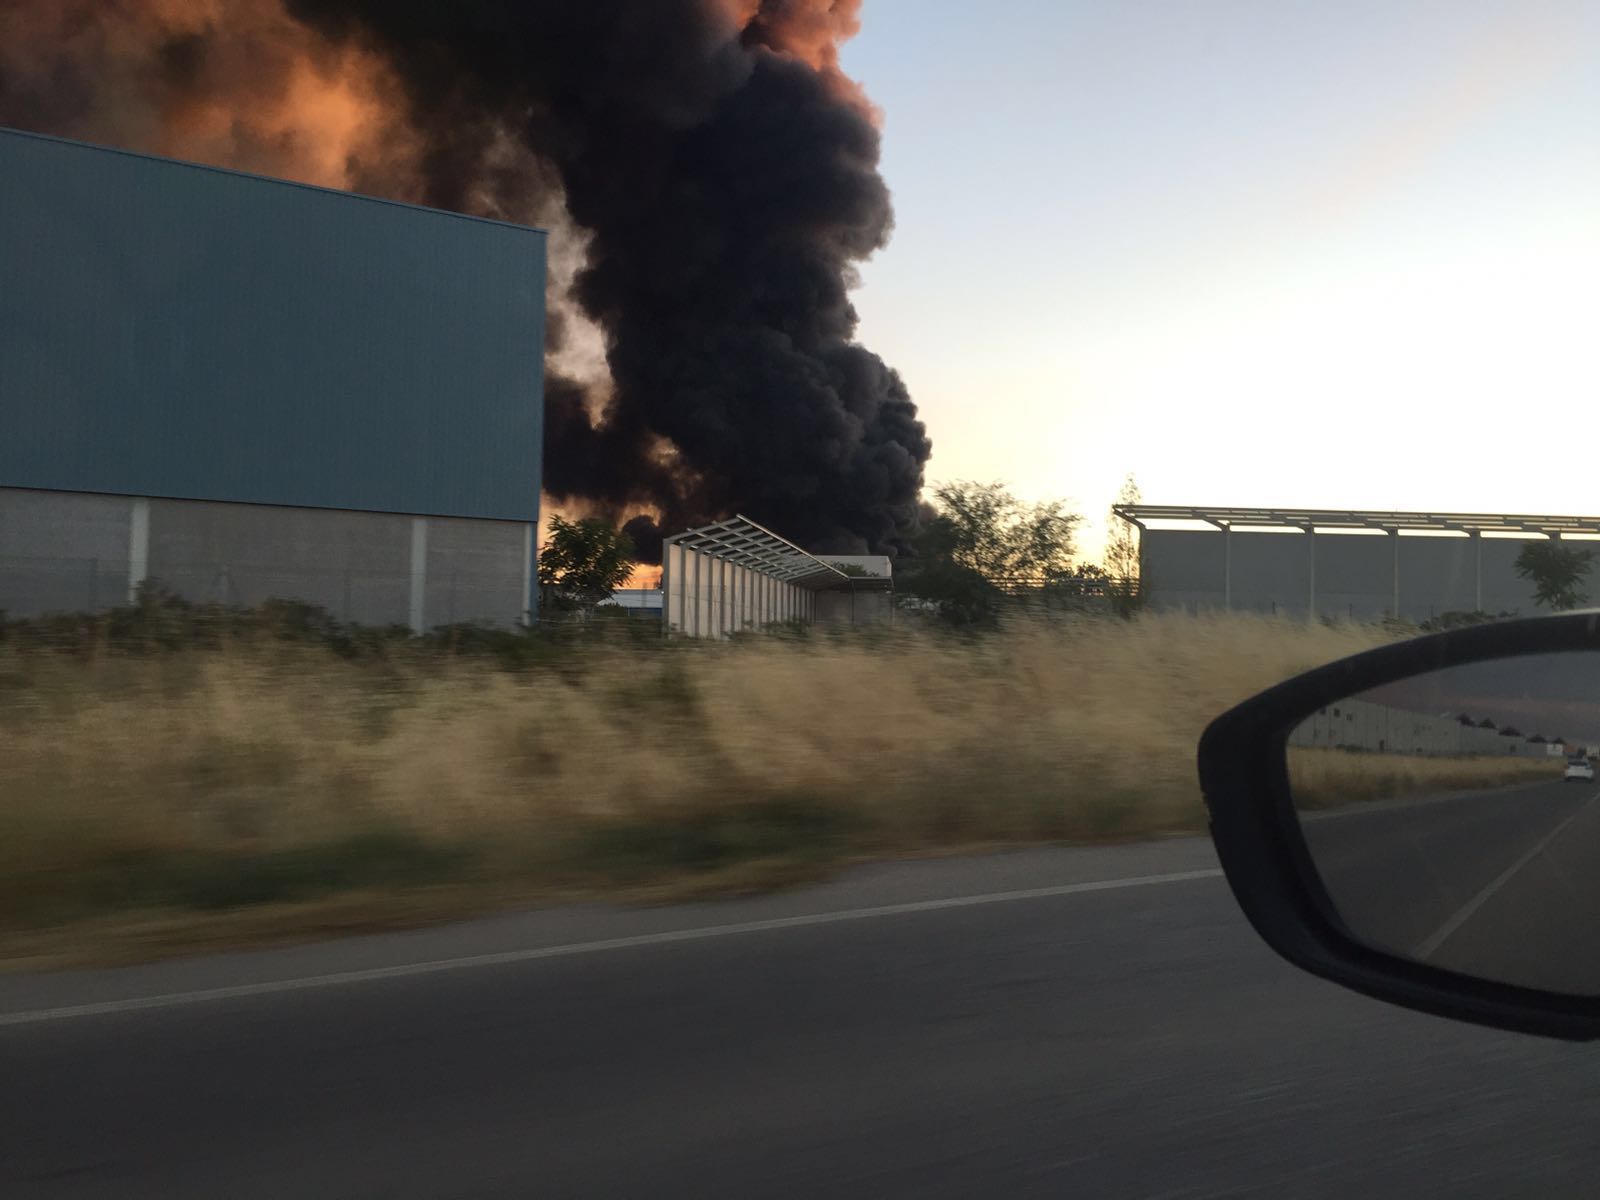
[1289, 747, 1557, 810]
[0, 610, 1398, 960]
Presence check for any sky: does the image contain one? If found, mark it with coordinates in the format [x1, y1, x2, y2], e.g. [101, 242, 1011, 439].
[1369, 652, 1600, 745]
[839, 0, 1600, 559]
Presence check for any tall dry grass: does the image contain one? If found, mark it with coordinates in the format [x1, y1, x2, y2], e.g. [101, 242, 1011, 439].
[1289, 747, 1557, 809]
[0, 612, 1395, 937]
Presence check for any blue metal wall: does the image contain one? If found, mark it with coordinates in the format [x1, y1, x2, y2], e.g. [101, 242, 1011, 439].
[0, 127, 545, 521]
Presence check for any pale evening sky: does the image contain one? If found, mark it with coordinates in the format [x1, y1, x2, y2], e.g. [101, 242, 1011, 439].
[839, 0, 1600, 558]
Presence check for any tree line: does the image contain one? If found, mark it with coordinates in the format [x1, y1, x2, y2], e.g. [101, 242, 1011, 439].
[537, 477, 1145, 626]
[539, 491, 1599, 628]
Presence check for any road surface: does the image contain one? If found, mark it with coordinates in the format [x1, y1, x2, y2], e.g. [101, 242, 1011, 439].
[1302, 778, 1600, 991]
[4, 835, 1600, 1198]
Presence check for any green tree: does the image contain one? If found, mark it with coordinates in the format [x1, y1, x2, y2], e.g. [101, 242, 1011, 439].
[1103, 473, 1144, 618]
[897, 481, 1081, 624]
[1514, 541, 1595, 611]
[537, 517, 636, 613]
[924, 480, 1080, 584]
[896, 553, 999, 626]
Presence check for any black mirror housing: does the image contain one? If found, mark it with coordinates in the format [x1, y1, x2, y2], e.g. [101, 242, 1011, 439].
[1200, 611, 1600, 1040]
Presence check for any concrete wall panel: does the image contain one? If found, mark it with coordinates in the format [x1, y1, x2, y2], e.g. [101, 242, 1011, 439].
[0, 486, 132, 614]
[1291, 697, 1554, 758]
[423, 516, 529, 629]
[0, 487, 530, 626]
[1141, 528, 1226, 597]
[815, 589, 893, 626]
[1399, 536, 1479, 616]
[1230, 531, 1310, 615]
[1313, 534, 1394, 622]
[1480, 538, 1544, 614]
[148, 497, 413, 622]
[1143, 527, 1548, 621]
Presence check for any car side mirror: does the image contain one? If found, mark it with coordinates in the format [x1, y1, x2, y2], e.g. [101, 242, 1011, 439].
[1200, 612, 1600, 1040]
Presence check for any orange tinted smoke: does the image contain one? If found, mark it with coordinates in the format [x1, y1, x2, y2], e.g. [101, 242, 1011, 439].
[0, 0, 421, 193]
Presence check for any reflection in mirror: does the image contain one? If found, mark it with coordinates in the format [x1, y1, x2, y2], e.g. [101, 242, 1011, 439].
[1289, 652, 1600, 996]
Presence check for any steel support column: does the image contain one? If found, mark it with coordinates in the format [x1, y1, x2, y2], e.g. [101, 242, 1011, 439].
[691, 548, 702, 638]
[1391, 530, 1400, 618]
[716, 556, 727, 637]
[521, 524, 534, 627]
[1473, 531, 1483, 613]
[1306, 526, 1316, 621]
[660, 539, 674, 634]
[1223, 523, 1232, 611]
[408, 516, 428, 633]
[128, 497, 151, 604]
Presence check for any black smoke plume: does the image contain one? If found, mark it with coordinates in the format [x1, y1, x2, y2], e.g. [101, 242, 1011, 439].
[0, 0, 930, 560]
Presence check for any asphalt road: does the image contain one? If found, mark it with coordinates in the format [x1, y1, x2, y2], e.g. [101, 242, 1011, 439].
[5, 837, 1600, 1199]
[1302, 778, 1600, 991]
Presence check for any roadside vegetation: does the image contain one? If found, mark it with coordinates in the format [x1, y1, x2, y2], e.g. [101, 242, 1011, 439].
[0, 589, 1399, 966]
[1289, 747, 1556, 810]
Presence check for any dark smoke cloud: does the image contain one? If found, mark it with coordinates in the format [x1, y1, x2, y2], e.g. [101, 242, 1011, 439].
[0, 0, 930, 559]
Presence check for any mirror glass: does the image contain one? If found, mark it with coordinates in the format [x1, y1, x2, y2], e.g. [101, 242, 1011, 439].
[1289, 651, 1600, 995]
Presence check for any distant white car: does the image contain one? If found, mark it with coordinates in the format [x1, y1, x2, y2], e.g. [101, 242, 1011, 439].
[1564, 758, 1595, 782]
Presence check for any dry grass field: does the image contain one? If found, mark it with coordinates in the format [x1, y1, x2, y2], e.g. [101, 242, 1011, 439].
[0, 607, 1400, 965]
[1289, 747, 1557, 809]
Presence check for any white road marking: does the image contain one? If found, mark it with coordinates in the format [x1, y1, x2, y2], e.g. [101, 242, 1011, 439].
[1412, 793, 1599, 962]
[0, 869, 1223, 1028]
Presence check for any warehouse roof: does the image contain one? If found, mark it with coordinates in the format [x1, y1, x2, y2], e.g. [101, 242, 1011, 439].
[664, 516, 850, 589]
[1114, 505, 1600, 537]
[1, 126, 550, 235]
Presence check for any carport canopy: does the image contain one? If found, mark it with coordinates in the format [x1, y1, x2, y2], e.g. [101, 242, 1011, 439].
[663, 515, 849, 589]
[1114, 505, 1600, 537]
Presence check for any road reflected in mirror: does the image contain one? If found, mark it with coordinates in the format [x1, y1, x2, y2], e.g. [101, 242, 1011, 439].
[1290, 651, 1600, 996]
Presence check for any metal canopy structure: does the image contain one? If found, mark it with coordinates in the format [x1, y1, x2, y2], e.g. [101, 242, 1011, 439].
[663, 515, 848, 589]
[1114, 505, 1600, 537]
[662, 517, 897, 638]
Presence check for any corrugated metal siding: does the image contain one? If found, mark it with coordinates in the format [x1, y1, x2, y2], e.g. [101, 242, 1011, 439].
[1142, 527, 1543, 620]
[0, 127, 544, 521]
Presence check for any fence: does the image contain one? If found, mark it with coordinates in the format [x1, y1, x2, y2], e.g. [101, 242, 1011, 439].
[893, 574, 1124, 614]
[987, 575, 1118, 598]
[1, 552, 525, 630]
[0, 554, 130, 616]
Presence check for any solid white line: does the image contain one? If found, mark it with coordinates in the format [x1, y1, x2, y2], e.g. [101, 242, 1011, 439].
[0, 869, 1222, 1028]
[1412, 793, 1598, 962]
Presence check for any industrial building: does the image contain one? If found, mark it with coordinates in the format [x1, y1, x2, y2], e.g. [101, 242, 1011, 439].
[661, 516, 893, 638]
[598, 589, 666, 620]
[1117, 506, 1600, 623]
[0, 127, 545, 628]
